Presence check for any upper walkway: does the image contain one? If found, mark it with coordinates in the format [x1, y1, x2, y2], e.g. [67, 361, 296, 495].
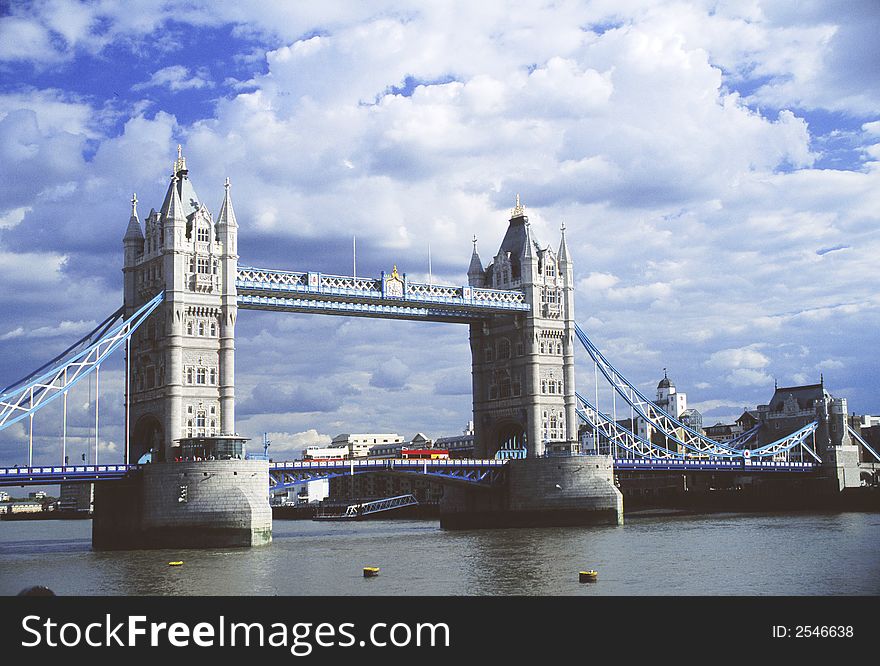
[236, 266, 530, 322]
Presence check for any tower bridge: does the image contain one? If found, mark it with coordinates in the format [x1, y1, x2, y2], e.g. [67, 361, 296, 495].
[2, 147, 875, 546]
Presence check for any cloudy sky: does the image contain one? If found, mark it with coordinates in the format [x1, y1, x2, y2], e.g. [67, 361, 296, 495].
[1, 0, 878, 466]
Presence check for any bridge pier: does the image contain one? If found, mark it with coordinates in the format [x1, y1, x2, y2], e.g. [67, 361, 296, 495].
[92, 460, 271, 550]
[439, 455, 623, 529]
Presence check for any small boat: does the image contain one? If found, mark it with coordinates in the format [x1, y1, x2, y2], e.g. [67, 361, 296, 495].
[168, 561, 184, 566]
[363, 567, 380, 578]
[579, 570, 598, 582]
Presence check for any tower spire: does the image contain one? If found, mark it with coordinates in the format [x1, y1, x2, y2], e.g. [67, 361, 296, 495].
[123, 192, 144, 242]
[217, 176, 238, 229]
[558, 220, 571, 265]
[467, 235, 484, 287]
[174, 144, 187, 175]
[164, 171, 185, 224]
[511, 193, 525, 219]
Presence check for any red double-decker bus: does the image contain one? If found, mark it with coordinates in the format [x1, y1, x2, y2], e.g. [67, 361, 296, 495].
[400, 448, 449, 460]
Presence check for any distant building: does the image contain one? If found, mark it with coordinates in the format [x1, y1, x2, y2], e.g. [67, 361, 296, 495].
[637, 372, 701, 453]
[331, 433, 405, 458]
[329, 425, 475, 501]
[756, 381, 831, 447]
[302, 445, 349, 460]
[272, 479, 329, 506]
[1, 501, 43, 514]
[435, 421, 475, 458]
[704, 422, 737, 442]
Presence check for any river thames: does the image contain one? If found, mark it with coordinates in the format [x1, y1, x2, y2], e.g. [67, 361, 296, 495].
[2, 510, 878, 596]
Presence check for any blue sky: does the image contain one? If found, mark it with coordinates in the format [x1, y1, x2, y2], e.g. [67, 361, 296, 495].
[1, 0, 879, 466]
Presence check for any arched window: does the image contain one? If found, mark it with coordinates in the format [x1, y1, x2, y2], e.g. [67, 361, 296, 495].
[197, 226, 210, 243]
[498, 338, 511, 360]
[500, 374, 511, 399]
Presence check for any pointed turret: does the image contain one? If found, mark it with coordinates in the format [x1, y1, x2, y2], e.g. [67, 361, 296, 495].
[160, 145, 201, 220]
[217, 177, 238, 230]
[558, 221, 571, 266]
[123, 193, 144, 243]
[164, 172, 186, 225]
[520, 212, 538, 284]
[468, 235, 485, 287]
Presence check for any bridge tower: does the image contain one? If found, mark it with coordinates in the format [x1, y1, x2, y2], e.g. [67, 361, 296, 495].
[468, 196, 577, 458]
[122, 147, 238, 462]
[442, 197, 622, 529]
[98, 147, 269, 550]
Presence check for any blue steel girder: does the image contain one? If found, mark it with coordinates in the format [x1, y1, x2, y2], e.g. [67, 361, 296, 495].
[575, 324, 741, 457]
[577, 394, 685, 460]
[613, 458, 817, 473]
[0, 293, 165, 432]
[576, 391, 821, 463]
[236, 266, 530, 322]
[0, 464, 136, 486]
[268, 458, 508, 490]
[575, 324, 823, 463]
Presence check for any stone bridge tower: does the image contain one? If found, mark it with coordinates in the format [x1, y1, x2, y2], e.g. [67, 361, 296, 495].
[468, 196, 577, 458]
[122, 147, 238, 462]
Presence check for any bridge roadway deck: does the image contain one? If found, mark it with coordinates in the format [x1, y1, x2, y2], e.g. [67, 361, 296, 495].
[0, 457, 825, 487]
[613, 459, 817, 472]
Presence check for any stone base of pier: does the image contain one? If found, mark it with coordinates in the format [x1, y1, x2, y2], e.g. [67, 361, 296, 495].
[439, 455, 623, 529]
[92, 460, 272, 550]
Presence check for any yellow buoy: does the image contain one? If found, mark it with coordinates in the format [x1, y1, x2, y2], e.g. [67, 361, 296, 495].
[579, 570, 598, 583]
[168, 561, 184, 566]
[363, 566, 380, 577]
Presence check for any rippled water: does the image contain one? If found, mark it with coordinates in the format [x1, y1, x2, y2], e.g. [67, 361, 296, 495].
[2, 511, 878, 596]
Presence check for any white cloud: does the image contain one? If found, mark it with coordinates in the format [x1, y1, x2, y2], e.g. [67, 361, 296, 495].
[727, 368, 773, 387]
[132, 65, 215, 92]
[706, 346, 771, 370]
[264, 429, 332, 456]
[0, 320, 96, 342]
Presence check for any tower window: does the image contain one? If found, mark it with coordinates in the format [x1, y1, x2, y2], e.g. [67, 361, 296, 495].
[196, 367, 207, 385]
[197, 227, 210, 243]
[197, 257, 210, 274]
